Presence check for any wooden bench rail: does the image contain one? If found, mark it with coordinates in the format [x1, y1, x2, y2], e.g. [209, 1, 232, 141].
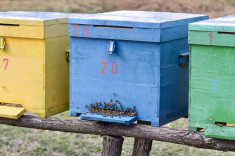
[0, 115, 235, 152]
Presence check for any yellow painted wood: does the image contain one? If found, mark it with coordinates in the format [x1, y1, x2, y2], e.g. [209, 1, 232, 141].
[0, 106, 25, 119]
[0, 24, 68, 39]
[0, 17, 69, 118]
[44, 36, 69, 117]
[0, 17, 67, 26]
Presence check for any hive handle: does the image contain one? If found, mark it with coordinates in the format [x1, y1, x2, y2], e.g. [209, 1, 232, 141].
[107, 41, 115, 54]
[0, 37, 5, 51]
[179, 51, 189, 66]
[65, 48, 70, 61]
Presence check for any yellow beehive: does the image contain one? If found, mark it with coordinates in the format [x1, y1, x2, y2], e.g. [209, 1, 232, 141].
[0, 12, 70, 118]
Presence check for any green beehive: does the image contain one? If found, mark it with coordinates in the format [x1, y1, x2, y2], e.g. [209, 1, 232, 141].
[188, 15, 235, 140]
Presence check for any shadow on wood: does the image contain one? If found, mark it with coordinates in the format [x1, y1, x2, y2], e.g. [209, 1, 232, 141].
[0, 115, 235, 152]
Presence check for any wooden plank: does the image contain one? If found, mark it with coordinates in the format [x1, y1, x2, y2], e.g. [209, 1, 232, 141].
[0, 106, 24, 119]
[1, 115, 235, 152]
[189, 30, 235, 47]
[189, 14, 235, 32]
[81, 113, 137, 125]
[69, 11, 208, 29]
[205, 125, 235, 140]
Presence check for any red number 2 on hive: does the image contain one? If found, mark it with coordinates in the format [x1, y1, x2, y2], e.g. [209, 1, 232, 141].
[101, 61, 107, 74]
[101, 61, 118, 74]
[73, 24, 79, 36]
[3, 58, 8, 70]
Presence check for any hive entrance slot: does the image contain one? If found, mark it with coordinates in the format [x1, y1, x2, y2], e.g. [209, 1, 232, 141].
[0, 23, 20, 27]
[0, 102, 22, 108]
[218, 32, 235, 35]
[215, 121, 226, 126]
[94, 25, 133, 29]
[215, 121, 235, 127]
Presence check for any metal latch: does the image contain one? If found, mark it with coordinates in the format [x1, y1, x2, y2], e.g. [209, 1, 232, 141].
[65, 48, 70, 61]
[179, 51, 189, 66]
[0, 37, 5, 50]
[107, 40, 115, 54]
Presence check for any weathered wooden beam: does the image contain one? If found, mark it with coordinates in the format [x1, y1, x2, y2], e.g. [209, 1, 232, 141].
[102, 135, 124, 156]
[0, 115, 235, 152]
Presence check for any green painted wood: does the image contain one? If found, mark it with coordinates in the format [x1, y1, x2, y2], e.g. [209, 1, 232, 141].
[189, 44, 235, 140]
[189, 30, 235, 47]
[189, 14, 235, 32]
[205, 125, 235, 140]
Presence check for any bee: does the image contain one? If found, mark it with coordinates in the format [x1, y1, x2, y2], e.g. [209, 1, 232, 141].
[110, 99, 112, 103]
[115, 100, 120, 104]
[76, 107, 79, 109]
[85, 105, 88, 108]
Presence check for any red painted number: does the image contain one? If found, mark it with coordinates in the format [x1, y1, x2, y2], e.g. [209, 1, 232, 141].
[208, 32, 213, 44]
[101, 61, 107, 74]
[73, 24, 79, 36]
[3, 58, 8, 70]
[111, 62, 118, 74]
[102, 61, 118, 74]
[83, 24, 88, 37]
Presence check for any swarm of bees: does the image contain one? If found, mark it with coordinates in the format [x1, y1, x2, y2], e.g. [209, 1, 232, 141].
[82, 99, 137, 118]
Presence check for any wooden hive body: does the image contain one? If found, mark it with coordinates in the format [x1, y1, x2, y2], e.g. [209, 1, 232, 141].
[0, 12, 71, 118]
[69, 11, 208, 126]
[189, 14, 235, 140]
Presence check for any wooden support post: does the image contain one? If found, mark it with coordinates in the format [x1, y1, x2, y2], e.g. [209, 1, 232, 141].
[132, 121, 153, 156]
[102, 135, 124, 156]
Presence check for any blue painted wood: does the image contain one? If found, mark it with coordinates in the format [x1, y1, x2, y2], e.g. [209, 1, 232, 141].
[69, 10, 208, 29]
[69, 11, 208, 126]
[80, 113, 137, 125]
[68, 23, 193, 42]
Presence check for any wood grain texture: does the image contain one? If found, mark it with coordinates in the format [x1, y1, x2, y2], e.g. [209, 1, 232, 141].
[189, 31, 235, 140]
[102, 135, 124, 156]
[189, 30, 235, 47]
[0, 11, 68, 26]
[0, 12, 70, 118]
[132, 121, 152, 156]
[69, 10, 208, 29]
[0, 115, 235, 152]
[69, 12, 207, 126]
[189, 14, 235, 32]
[44, 36, 69, 117]
[81, 113, 137, 125]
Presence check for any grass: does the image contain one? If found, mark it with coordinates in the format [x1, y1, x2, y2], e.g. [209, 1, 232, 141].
[0, 112, 234, 156]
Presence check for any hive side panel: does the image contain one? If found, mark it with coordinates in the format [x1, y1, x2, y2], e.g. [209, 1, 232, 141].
[159, 38, 189, 126]
[189, 45, 235, 130]
[0, 37, 45, 115]
[44, 24, 68, 39]
[45, 36, 69, 117]
[69, 37, 160, 123]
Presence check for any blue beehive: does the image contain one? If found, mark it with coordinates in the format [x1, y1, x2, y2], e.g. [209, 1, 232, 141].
[68, 11, 208, 126]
